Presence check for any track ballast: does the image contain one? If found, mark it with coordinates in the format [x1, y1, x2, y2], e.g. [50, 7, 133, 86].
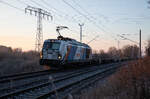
[0, 62, 126, 99]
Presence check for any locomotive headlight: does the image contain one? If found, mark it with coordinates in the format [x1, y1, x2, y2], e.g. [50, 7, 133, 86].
[58, 54, 62, 59]
[58, 56, 61, 59]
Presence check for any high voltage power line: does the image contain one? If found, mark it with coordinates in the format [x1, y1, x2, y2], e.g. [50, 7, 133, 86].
[29, 1, 80, 27]
[0, 0, 121, 47]
[71, 0, 118, 33]
[30, 0, 52, 12]
[62, 0, 117, 40]
[70, 0, 117, 38]
[71, 0, 96, 20]
[62, 0, 110, 34]
[1, 0, 106, 38]
[71, 0, 111, 24]
[41, 0, 67, 16]
[25, 6, 53, 52]
[40, 0, 81, 23]
[62, 0, 92, 23]
[30, 0, 80, 24]
[62, 0, 105, 39]
[71, 0, 131, 46]
[0, 0, 115, 39]
[0, 0, 112, 43]
[16, 0, 80, 36]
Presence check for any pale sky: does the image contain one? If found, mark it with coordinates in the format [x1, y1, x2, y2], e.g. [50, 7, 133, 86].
[0, 0, 150, 52]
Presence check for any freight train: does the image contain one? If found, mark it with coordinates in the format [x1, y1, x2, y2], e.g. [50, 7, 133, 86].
[40, 36, 94, 68]
[39, 26, 130, 69]
[39, 35, 130, 69]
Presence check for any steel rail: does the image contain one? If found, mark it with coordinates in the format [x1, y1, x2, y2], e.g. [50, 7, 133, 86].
[0, 70, 53, 83]
[0, 65, 103, 95]
[35, 65, 120, 99]
[0, 63, 118, 99]
[61, 65, 119, 99]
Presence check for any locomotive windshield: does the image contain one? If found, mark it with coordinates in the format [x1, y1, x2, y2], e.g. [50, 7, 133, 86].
[43, 42, 60, 50]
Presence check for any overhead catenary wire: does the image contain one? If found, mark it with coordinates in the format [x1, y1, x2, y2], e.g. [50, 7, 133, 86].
[62, 0, 104, 33]
[62, 0, 92, 22]
[62, 0, 105, 38]
[1, 0, 120, 46]
[62, 0, 117, 41]
[31, 0, 79, 23]
[17, 0, 64, 23]
[29, 1, 78, 25]
[16, 0, 29, 6]
[29, 0, 80, 38]
[69, 0, 114, 42]
[70, 0, 125, 44]
[41, 0, 67, 16]
[0, 0, 108, 47]
[71, 0, 111, 26]
[2, 0, 112, 39]
[117, 34, 139, 44]
[87, 35, 99, 44]
[40, 0, 81, 23]
[0, 0, 24, 11]
[71, 0, 97, 21]
[30, 0, 53, 12]
[70, 0, 113, 30]
[39, 0, 88, 39]
[30, 2, 79, 38]
[17, 0, 106, 42]
[62, 0, 111, 34]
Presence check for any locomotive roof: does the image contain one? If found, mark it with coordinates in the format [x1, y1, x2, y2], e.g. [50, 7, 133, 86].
[45, 36, 91, 48]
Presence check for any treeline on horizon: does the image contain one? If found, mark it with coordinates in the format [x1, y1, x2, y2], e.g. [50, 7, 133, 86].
[93, 39, 150, 60]
[93, 44, 139, 60]
[0, 39, 150, 76]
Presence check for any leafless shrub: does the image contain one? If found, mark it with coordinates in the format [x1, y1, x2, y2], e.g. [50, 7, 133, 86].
[0, 45, 43, 76]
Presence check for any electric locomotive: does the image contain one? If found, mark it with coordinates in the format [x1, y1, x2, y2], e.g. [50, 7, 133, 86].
[40, 36, 92, 68]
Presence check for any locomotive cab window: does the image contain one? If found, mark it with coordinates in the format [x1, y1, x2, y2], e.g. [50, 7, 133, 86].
[52, 42, 60, 50]
[43, 42, 60, 50]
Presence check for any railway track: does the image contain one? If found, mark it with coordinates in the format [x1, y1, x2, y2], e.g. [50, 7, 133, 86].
[0, 66, 99, 95]
[0, 70, 53, 84]
[0, 62, 125, 99]
[34, 64, 120, 99]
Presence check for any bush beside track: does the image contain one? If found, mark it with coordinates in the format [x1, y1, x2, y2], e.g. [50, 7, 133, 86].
[0, 46, 43, 76]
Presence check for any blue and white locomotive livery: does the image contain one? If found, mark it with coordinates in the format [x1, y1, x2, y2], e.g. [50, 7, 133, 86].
[40, 36, 92, 67]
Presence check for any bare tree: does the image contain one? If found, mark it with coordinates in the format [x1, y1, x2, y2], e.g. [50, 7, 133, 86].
[99, 49, 109, 59]
[122, 45, 139, 59]
[107, 47, 118, 59]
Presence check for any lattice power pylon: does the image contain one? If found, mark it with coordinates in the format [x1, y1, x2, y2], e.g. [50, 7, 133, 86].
[25, 6, 52, 52]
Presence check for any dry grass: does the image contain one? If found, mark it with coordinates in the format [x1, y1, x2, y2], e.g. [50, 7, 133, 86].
[0, 45, 44, 76]
[76, 57, 150, 99]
